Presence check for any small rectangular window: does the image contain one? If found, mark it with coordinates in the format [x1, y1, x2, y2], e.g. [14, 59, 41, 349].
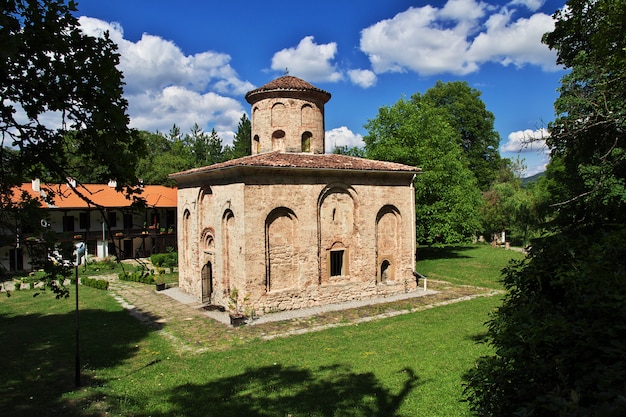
[79, 212, 90, 229]
[330, 250, 344, 276]
[108, 211, 117, 228]
[63, 215, 75, 232]
[123, 213, 133, 230]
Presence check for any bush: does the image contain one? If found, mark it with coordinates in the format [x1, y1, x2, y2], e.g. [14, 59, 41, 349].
[118, 271, 155, 285]
[81, 277, 109, 290]
[150, 252, 178, 268]
[463, 227, 626, 416]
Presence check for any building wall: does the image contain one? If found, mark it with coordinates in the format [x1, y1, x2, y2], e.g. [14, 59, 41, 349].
[177, 170, 417, 316]
[250, 97, 325, 154]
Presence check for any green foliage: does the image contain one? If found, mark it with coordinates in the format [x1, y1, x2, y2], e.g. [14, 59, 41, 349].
[364, 97, 482, 244]
[464, 229, 626, 416]
[150, 252, 178, 268]
[332, 145, 367, 157]
[0, 0, 145, 194]
[80, 277, 109, 290]
[135, 124, 228, 185]
[423, 81, 502, 191]
[465, 1, 626, 415]
[225, 113, 252, 159]
[541, 0, 626, 230]
[118, 271, 155, 285]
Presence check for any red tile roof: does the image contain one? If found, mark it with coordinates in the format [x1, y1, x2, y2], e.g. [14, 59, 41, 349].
[245, 75, 331, 104]
[12, 183, 177, 209]
[170, 152, 419, 179]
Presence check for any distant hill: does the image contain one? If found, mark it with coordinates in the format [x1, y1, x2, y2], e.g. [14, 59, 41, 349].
[521, 171, 545, 187]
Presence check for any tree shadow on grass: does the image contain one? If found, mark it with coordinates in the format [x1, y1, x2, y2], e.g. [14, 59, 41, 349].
[416, 245, 475, 261]
[130, 364, 420, 417]
[0, 308, 160, 417]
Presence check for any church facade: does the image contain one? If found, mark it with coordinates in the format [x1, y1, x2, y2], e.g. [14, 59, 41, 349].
[170, 76, 420, 316]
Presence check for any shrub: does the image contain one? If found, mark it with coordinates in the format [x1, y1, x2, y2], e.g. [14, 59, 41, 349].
[81, 277, 109, 290]
[150, 252, 178, 268]
[118, 271, 155, 285]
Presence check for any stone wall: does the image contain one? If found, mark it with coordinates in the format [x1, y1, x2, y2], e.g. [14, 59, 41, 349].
[250, 97, 325, 154]
[176, 169, 417, 316]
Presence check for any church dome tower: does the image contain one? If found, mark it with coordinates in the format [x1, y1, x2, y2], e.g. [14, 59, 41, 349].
[245, 75, 331, 154]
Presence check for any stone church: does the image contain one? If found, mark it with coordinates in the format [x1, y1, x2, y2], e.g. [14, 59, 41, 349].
[170, 75, 420, 316]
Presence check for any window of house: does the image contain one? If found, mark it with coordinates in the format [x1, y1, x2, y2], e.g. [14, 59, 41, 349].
[79, 212, 90, 230]
[166, 210, 175, 229]
[108, 211, 117, 228]
[63, 215, 75, 232]
[123, 213, 133, 230]
[330, 249, 344, 276]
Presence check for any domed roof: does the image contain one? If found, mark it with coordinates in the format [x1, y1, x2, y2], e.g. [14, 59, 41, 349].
[245, 75, 331, 105]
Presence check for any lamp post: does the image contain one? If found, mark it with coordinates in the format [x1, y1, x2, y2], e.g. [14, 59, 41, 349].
[73, 241, 86, 387]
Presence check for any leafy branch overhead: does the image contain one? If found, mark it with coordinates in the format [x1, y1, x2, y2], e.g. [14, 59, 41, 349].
[1, 0, 146, 201]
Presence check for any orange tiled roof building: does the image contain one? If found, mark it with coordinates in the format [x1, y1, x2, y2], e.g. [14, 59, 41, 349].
[171, 76, 420, 317]
[1, 181, 177, 272]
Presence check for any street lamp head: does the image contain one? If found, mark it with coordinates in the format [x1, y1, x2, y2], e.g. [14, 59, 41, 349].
[73, 242, 86, 266]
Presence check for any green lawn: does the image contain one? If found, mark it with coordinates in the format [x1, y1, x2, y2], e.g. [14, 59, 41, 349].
[1, 244, 522, 416]
[416, 244, 524, 289]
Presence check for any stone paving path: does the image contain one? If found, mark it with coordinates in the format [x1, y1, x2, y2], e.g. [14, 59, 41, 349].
[104, 272, 502, 353]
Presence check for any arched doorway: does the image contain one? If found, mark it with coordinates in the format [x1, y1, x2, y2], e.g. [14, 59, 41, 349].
[201, 261, 213, 303]
[380, 259, 391, 282]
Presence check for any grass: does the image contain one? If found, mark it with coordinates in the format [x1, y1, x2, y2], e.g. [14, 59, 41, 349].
[1, 244, 523, 416]
[416, 244, 525, 289]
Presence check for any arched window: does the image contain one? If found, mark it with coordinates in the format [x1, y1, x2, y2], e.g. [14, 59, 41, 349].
[271, 102, 286, 127]
[222, 209, 235, 291]
[265, 207, 298, 291]
[183, 209, 191, 267]
[253, 135, 260, 153]
[301, 103, 315, 126]
[301, 131, 312, 152]
[272, 130, 285, 151]
[318, 185, 358, 282]
[376, 205, 401, 283]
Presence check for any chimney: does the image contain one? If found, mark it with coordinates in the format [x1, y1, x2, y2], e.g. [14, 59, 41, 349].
[32, 178, 40, 192]
[67, 177, 76, 187]
[108, 180, 117, 188]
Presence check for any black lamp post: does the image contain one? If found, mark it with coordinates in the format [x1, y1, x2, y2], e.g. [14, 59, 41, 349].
[73, 241, 86, 387]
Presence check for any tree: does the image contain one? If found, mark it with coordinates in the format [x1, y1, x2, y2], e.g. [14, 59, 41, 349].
[184, 124, 226, 166]
[422, 81, 501, 191]
[226, 113, 252, 159]
[1, 0, 145, 292]
[332, 145, 366, 158]
[364, 97, 482, 244]
[1, 0, 145, 198]
[464, 1, 626, 415]
[135, 125, 227, 186]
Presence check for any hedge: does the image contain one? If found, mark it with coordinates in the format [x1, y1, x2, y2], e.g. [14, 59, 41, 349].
[81, 277, 109, 290]
[118, 271, 155, 285]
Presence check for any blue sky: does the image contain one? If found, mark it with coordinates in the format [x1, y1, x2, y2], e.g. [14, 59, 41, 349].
[76, 0, 567, 177]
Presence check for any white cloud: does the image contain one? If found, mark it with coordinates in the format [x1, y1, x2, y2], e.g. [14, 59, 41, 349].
[360, 5, 478, 75]
[78, 16, 251, 135]
[348, 69, 377, 88]
[501, 128, 550, 153]
[325, 127, 365, 153]
[467, 10, 558, 71]
[270, 36, 343, 83]
[508, 0, 545, 12]
[359, 0, 558, 76]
